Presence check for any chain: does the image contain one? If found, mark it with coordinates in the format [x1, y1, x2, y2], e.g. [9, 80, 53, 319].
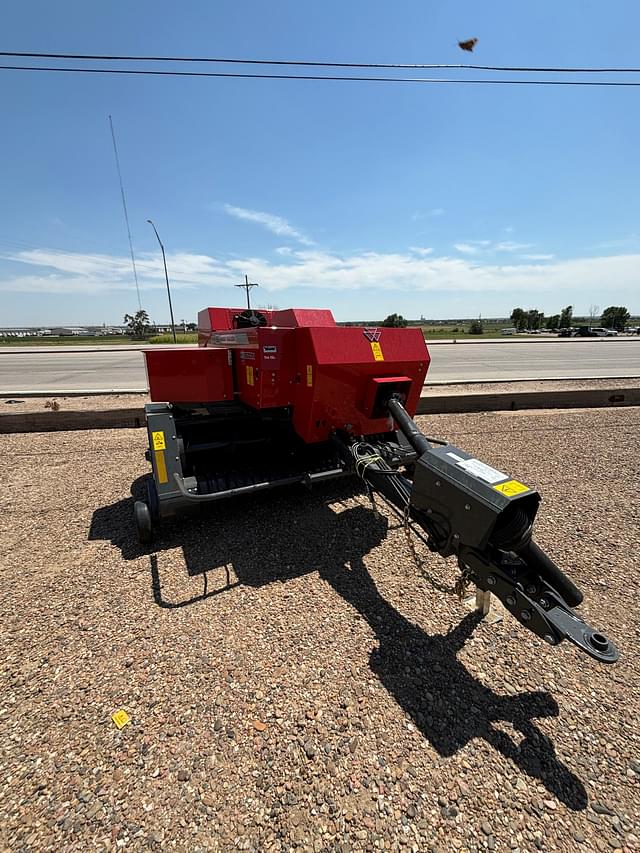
[402, 504, 471, 600]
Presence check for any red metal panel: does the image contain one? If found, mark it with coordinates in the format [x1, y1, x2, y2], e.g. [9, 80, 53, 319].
[271, 308, 336, 328]
[145, 348, 233, 403]
[292, 327, 430, 443]
[236, 328, 297, 409]
[197, 306, 334, 346]
[197, 307, 277, 346]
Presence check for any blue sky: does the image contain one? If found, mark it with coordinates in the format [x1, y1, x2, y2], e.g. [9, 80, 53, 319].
[1, 0, 639, 325]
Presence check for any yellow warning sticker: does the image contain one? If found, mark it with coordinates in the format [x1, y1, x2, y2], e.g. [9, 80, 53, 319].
[151, 430, 166, 451]
[493, 479, 530, 497]
[111, 709, 131, 730]
[154, 449, 168, 484]
[306, 364, 313, 387]
[246, 365, 254, 387]
[370, 341, 384, 361]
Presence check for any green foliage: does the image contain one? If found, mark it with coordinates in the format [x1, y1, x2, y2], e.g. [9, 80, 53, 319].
[468, 317, 484, 335]
[600, 305, 630, 331]
[559, 305, 573, 329]
[148, 333, 198, 344]
[124, 309, 150, 338]
[510, 307, 527, 331]
[382, 313, 408, 328]
[511, 307, 544, 331]
[526, 309, 544, 330]
[545, 314, 560, 331]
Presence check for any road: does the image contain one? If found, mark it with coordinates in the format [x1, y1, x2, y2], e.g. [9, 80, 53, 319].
[1, 339, 640, 393]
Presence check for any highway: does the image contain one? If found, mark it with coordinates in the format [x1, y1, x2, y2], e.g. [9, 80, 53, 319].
[1, 339, 640, 393]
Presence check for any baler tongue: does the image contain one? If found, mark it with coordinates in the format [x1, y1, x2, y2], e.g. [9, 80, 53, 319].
[335, 394, 618, 664]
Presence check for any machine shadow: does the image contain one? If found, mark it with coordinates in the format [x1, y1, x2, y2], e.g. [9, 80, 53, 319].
[89, 477, 587, 810]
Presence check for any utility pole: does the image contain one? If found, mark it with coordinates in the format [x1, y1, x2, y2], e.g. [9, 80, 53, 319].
[235, 274, 259, 310]
[146, 219, 177, 343]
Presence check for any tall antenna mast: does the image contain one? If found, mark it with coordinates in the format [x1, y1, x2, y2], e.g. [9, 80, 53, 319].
[109, 114, 142, 312]
[235, 274, 259, 310]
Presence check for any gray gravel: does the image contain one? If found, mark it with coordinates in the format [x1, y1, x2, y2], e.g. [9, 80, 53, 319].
[0, 407, 639, 852]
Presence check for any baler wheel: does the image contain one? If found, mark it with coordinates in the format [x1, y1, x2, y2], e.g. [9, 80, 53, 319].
[134, 500, 153, 544]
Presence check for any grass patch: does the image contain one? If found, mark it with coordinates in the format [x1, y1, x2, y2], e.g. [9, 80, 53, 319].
[0, 336, 137, 346]
[147, 333, 198, 344]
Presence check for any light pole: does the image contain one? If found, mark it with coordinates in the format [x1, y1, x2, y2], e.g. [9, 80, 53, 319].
[147, 219, 177, 343]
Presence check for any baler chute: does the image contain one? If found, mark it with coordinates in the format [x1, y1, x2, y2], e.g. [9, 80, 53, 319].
[136, 304, 618, 665]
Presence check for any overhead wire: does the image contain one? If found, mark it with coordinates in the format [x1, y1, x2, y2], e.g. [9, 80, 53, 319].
[1, 50, 640, 74]
[0, 64, 639, 86]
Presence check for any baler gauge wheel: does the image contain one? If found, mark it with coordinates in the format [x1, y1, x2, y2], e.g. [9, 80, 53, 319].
[134, 500, 153, 544]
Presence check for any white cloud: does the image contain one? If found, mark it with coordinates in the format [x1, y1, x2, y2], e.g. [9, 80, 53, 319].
[409, 246, 434, 256]
[223, 204, 314, 245]
[521, 253, 555, 261]
[495, 240, 533, 252]
[0, 248, 235, 294]
[1, 247, 639, 313]
[453, 243, 479, 254]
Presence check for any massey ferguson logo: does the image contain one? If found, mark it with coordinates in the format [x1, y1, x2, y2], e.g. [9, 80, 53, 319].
[363, 328, 381, 342]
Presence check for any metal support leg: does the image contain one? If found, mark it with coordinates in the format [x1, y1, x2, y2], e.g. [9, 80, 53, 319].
[476, 587, 492, 616]
[463, 586, 502, 624]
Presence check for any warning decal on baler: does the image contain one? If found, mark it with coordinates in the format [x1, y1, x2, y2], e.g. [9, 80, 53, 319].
[370, 341, 384, 361]
[151, 431, 166, 451]
[306, 365, 313, 387]
[493, 479, 530, 496]
[246, 365, 255, 386]
[154, 450, 168, 484]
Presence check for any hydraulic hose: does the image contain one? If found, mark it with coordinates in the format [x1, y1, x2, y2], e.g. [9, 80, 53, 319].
[387, 397, 430, 455]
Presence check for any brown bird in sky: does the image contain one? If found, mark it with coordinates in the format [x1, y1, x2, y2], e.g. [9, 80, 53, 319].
[458, 37, 478, 52]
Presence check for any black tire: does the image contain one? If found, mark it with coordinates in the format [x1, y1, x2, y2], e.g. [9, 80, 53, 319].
[146, 476, 160, 520]
[134, 500, 153, 544]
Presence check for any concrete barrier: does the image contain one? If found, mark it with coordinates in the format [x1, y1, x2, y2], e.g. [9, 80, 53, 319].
[415, 386, 640, 415]
[1, 385, 639, 434]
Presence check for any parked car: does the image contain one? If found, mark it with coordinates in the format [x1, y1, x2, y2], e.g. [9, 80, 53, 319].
[591, 327, 618, 337]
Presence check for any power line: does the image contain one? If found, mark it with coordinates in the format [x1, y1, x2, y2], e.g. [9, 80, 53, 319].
[108, 115, 142, 311]
[1, 64, 640, 86]
[1, 50, 639, 73]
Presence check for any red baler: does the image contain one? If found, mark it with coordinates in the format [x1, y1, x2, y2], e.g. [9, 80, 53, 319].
[136, 305, 617, 664]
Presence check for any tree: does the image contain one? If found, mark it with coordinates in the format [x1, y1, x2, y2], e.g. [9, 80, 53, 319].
[588, 304, 600, 326]
[559, 305, 573, 329]
[468, 317, 484, 335]
[600, 306, 630, 331]
[382, 313, 408, 328]
[510, 307, 527, 332]
[526, 309, 544, 331]
[124, 309, 150, 338]
[545, 314, 560, 331]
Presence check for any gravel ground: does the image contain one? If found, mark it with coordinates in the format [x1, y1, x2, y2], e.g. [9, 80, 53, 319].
[0, 394, 148, 415]
[0, 408, 638, 852]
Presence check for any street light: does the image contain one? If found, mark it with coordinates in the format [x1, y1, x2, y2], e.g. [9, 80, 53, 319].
[147, 219, 177, 343]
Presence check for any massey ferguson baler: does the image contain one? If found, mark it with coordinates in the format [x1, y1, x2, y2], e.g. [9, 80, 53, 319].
[136, 305, 618, 665]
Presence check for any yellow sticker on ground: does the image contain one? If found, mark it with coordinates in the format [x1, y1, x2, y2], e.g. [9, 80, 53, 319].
[154, 449, 168, 484]
[306, 364, 313, 387]
[370, 341, 384, 361]
[151, 430, 166, 451]
[494, 479, 530, 497]
[246, 365, 254, 387]
[111, 709, 131, 729]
